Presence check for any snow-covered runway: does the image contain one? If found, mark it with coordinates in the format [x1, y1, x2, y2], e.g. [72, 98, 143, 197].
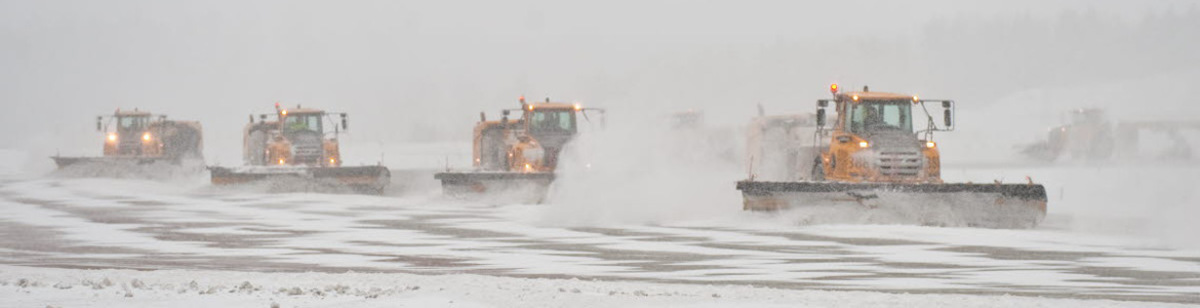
[1, 174, 1198, 305]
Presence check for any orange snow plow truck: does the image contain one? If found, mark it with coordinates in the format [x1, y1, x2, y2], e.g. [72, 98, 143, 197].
[208, 103, 389, 194]
[435, 97, 603, 203]
[52, 109, 203, 168]
[737, 84, 1047, 228]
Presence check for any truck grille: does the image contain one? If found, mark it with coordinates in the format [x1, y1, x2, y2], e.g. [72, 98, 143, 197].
[877, 151, 922, 177]
[293, 143, 322, 163]
[118, 139, 141, 155]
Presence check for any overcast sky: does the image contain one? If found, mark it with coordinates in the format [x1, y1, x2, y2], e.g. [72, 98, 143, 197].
[1, 0, 1196, 168]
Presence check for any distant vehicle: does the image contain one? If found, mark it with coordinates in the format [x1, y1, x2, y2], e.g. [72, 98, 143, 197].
[52, 108, 203, 170]
[744, 108, 819, 182]
[1021, 108, 1199, 162]
[669, 110, 704, 130]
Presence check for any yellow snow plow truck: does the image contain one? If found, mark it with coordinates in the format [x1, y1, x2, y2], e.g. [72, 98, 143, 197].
[737, 84, 1048, 228]
[435, 97, 604, 203]
[52, 108, 203, 169]
[208, 103, 389, 194]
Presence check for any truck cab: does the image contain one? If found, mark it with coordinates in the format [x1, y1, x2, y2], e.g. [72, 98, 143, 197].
[471, 97, 601, 173]
[514, 100, 581, 171]
[245, 104, 348, 167]
[102, 109, 158, 157]
[814, 85, 954, 184]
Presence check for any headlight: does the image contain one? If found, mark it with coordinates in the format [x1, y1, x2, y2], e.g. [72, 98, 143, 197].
[858, 141, 869, 148]
[142, 132, 151, 141]
[925, 141, 936, 148]
[107, 133, 117, 142]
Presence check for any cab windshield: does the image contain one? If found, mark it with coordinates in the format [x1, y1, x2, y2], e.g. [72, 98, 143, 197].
[117, 116, 149, 131]
[849, 101, 913, 133]
[529, 110, 576, 133]
[283, 113, 323, 133]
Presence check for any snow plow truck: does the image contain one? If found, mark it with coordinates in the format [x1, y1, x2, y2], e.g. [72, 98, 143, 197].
[52, 109, 203, 170]
[737, 84, 1048, 229]
[435, 97, 603, 203]
[1020, 108, 1200, 162]
[208, 103, 389, 194]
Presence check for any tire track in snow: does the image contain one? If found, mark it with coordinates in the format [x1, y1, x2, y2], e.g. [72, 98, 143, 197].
[1, 178, 1198, 304]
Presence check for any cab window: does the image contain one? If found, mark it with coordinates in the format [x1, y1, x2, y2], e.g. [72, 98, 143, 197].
[284, 114, 323, 133]
[530, 110, 575, 133]
[118, 116, 149, 131]
[849, 101, 912, 133]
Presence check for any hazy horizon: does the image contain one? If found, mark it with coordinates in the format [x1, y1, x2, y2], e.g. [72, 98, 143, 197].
[2, 0, 1198, 170]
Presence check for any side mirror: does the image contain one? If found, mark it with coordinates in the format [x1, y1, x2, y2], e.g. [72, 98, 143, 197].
[942, 101, 954, 128]
[96, 116, 103, 131]
[480, 112, 487, 122]
[340, 113, 348, 130]
[248, 114, 254, 123]
[816, 109, 826, 127]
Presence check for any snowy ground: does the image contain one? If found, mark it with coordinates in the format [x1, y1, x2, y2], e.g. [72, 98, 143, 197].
[4, 264, 1194, 308]
[1, 162, 1199, 306]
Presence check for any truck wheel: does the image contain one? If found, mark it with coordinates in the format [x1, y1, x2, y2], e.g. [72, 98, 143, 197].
[811, 159, 825, 181]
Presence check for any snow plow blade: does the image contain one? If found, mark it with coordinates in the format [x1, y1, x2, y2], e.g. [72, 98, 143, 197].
[50, 155, 203, 179]
[52, 156, 181, 168]
[434, 172, 554, 203]
[209, 165, 390, 194]
[736, 181, 1048, 229]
